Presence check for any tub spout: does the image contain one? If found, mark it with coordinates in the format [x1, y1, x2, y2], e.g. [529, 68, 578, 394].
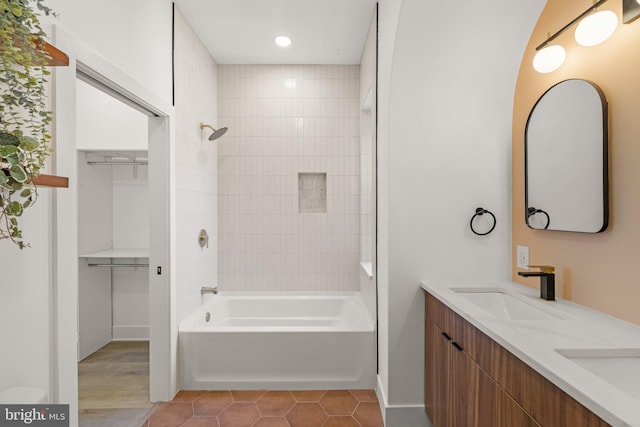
[201, 286, 218, 295]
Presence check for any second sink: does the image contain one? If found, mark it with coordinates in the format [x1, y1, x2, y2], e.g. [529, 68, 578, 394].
[556, 348, 640, 400]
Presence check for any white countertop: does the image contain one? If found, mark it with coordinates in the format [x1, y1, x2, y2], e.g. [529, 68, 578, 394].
[421, 280, 640, 427]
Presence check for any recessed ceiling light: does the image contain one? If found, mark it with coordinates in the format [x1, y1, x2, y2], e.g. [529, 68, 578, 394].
[274, 35, 292, 47]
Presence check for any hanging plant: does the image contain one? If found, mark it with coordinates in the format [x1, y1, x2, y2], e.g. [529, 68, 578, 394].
[0, 0, 56, 248]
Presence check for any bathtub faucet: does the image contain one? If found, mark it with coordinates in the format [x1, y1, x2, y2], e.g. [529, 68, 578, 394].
[201, 286, 218, 295]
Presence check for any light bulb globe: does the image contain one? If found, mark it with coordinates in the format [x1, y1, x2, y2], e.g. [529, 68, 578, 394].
[533, 45, 566, 73]
[575, 10, 618, 46]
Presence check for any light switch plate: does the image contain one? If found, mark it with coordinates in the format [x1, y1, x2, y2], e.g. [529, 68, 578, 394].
[517, 245, 529, 270]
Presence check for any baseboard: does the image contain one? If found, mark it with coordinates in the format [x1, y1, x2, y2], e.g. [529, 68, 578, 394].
[376, 375, 431, 427]
[112, 325, 149, 341]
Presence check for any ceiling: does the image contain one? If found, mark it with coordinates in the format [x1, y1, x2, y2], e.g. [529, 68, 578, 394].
[174, 0, 378, 64]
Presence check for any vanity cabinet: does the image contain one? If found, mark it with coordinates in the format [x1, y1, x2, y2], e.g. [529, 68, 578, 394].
[424, 291, 609, 427]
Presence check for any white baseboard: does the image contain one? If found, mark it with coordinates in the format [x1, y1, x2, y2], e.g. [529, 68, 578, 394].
[376, 375, 431, 427]
[112, 325, 149, 341]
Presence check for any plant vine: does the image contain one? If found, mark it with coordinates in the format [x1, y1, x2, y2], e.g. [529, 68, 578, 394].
[0, 0, 55, 248]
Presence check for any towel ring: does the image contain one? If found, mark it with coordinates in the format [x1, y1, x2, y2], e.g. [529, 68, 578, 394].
[526, 207, 550, 230]
[470, 207, 496, 236]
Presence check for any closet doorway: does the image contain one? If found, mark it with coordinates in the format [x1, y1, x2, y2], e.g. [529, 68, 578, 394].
[75, 77, 153, 424]
[52, 28, 174, 427]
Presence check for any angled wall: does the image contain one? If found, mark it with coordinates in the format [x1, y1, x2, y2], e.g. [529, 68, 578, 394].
[377, 0, 544, 424]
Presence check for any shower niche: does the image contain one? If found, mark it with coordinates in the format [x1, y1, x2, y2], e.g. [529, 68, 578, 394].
[76, 78, 150, 360]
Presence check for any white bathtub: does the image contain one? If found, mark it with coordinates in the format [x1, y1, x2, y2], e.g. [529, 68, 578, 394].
[178, 292, 375, 390]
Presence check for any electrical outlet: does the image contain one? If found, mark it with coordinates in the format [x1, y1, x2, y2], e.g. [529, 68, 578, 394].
[517, 245, 529, 269]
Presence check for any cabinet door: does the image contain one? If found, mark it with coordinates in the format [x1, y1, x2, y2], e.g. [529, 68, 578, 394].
[498, 391, 540, 427]
[425, 320, 450, 427]
[450, 340, 499, 427]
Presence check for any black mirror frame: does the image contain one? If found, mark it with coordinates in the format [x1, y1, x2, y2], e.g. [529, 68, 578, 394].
[524, 79, 609, 233]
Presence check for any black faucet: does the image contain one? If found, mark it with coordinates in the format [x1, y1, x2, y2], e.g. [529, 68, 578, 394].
[517, 265, 555, 301]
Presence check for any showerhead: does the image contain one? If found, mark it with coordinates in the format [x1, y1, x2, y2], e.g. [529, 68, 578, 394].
[199, 123, 228, 141]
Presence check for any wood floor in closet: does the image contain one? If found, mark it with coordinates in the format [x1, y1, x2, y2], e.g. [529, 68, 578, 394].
[78, 341, 154, 427]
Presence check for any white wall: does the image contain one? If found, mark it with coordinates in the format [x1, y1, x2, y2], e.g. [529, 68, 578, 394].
[217, 64, 360, 292]
[0, 194, 52, 398]
[173, 7, 219, 322]
[376, 0, 403, 414]
[45, 0, 173, 105]
[0, 0, 172, 410]
[112, 165, 150, 340]
[76, 79, 148, 151]
[77, 153, 113, 359]
[376, 0, 544, 425]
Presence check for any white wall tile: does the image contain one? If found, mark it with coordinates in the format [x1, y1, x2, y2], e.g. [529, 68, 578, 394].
[174, 8, 219, 321]
[218, 65, 359, 292]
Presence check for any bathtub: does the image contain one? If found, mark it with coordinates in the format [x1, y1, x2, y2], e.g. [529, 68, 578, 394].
[178, 292, 375, 390]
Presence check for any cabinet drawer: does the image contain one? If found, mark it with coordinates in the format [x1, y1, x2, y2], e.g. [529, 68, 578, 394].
[425, 292, 496, 376]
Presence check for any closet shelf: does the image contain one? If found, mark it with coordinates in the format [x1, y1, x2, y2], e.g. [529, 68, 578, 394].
[79, 248, 149, 259]
[36, 38, 69, 66]
[13, 37, 69, 66]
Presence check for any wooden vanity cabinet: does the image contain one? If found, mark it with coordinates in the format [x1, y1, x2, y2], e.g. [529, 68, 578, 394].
[424, 291, 609, 427]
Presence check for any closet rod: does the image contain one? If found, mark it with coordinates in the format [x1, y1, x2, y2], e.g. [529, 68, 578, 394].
[88, 263, 149, 267]
[87, 161, 148, 166]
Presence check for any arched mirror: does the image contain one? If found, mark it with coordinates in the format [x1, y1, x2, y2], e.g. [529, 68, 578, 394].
[525, 79, 608, 233]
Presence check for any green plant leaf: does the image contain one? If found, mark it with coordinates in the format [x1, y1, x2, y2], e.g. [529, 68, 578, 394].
[0, 172, 9, 189]
[5, 154, 19, 167]
[10, 4, 23, 17]
[9, 165, 27, 183]
[0, 0, 57, 249]
[19, 136, 39, 151]
[0, 145, 19, 156]
[0, 132, 20, 147]
[9, 201, 23, 216]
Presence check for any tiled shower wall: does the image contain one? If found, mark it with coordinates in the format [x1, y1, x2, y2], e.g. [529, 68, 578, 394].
[174, 7, 218, 320]
[218, 65, 360, 292]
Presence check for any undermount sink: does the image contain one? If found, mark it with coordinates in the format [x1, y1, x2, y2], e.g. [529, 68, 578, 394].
[556, 348, 640, 400]
[451, 287, 568, 321]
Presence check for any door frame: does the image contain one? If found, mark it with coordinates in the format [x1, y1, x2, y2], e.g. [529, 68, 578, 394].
[50, 26, 176, 426]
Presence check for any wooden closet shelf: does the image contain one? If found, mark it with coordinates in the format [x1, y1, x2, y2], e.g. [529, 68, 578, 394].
[31, 174, 69, 188]
[31, 37, 69, 67]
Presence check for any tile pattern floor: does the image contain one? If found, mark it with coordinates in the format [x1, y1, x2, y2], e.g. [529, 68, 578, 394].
[141, 389, 384, 427]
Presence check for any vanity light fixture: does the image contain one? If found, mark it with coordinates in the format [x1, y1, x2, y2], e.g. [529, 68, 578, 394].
[533, 45, 566, 73]
[533, 0, 619, 73]
[274, 35, 292, 47]
[575, 9, 618, 46]
[623, 0, 640, 23]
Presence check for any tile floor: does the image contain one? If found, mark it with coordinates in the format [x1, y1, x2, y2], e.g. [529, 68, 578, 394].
[141, 389, 384, 427]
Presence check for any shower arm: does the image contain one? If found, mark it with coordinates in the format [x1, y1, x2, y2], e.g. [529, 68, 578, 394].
[200, 123, 215, 132]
